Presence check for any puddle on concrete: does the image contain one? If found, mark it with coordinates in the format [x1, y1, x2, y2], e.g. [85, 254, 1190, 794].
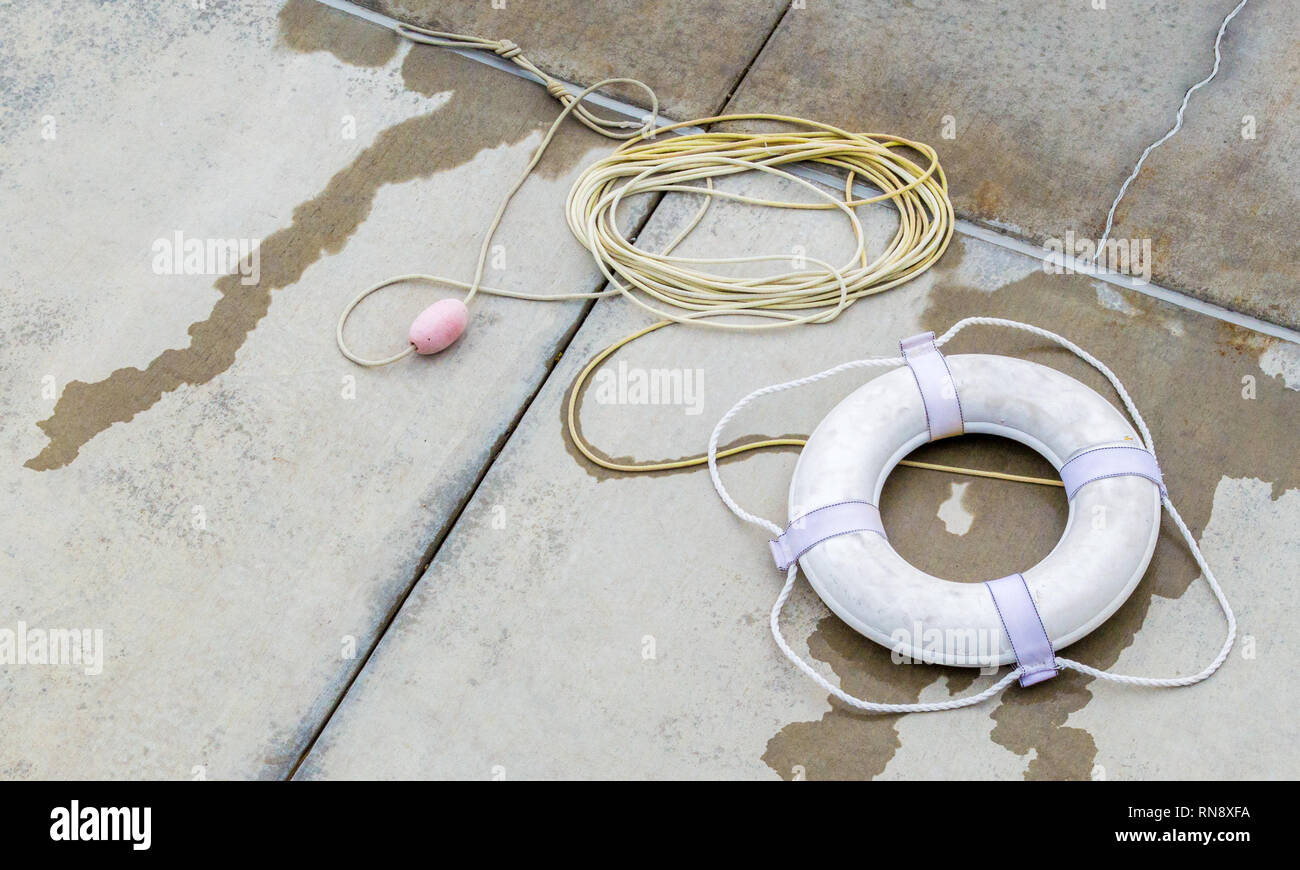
[765, 248, 1300, 780]
[26, 25, 600, 471]
[883, 436, 1066, 583]
[278, 0, 399, 68]
[762, 614, 980, 780]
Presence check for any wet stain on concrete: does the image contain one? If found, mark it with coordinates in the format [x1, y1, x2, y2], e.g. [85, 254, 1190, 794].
[397, 42, 599, 178]
[278, 0, 400, 68]
[350, 0, 793, 120]
[764, 257, 1300, 780]
[882, 438, 1066, 583]
[958, 278, 1299, 780]
[25, 39, 601, 471]
[762, 615, 979, 780]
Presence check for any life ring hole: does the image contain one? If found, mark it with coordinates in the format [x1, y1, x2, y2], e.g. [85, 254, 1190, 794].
[879, 434, 1068, 583]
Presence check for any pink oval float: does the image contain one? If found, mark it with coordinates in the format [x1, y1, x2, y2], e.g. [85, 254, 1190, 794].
[408, 298, 469, 354]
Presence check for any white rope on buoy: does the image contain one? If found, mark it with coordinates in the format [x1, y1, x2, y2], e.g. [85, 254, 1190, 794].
[708, 318, 1237, 712]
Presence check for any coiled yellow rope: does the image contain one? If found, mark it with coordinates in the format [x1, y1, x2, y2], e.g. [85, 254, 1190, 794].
[564, 116, 953, 328]
[340, 23, 953, 348]
[340, 24, 1059, 488]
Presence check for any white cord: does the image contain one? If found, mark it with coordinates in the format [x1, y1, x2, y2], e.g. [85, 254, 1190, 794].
[708, 317, 1236, 712]
[1095, 0, 1249, 256]
[336, 68, 659, 366]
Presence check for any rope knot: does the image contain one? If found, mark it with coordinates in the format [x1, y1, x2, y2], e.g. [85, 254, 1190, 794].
[494, 39, 521, 59]
[545, 80, 571, 100]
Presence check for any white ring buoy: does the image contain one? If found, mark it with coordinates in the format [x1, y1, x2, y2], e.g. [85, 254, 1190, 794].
[788, 353, 1162, 667]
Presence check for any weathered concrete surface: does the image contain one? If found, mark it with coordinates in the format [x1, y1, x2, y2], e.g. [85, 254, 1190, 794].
[727, 0, 1300, 329]
[297, 172, 1299, 779]
[349, 0, 791, 120]
[0, 0, 653, 777]
[1104, 0, 1300, 329]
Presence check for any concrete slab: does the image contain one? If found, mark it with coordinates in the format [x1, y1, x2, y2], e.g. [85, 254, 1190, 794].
[0, 0, 654, 777]
[296, 171, 1299, 780]
[347, 0, 792, 120]
[1104, 0, 1300, 329]
[726, 0, 1300, 329]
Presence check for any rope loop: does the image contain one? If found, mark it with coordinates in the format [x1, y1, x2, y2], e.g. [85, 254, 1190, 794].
[708, 318, 1237, 713]
[337, 25, 952, 366]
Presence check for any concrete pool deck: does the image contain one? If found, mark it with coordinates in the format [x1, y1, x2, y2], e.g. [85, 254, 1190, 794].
[1, 0, 1296, 779]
